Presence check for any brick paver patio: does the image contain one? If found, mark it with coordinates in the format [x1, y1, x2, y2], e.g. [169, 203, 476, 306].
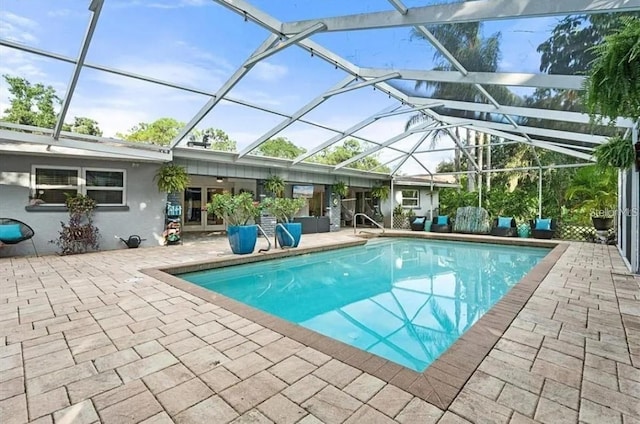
[1, 231, 638, 423]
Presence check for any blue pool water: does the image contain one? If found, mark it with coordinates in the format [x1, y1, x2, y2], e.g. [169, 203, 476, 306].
[181, 239, 549, 371]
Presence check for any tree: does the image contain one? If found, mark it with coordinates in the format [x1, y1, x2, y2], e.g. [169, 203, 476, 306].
[2, 75, 103, 136]
[2, 75, 60, 128]
[253, 137, 306, 159]
[407, 18, 521, 190]
[310, 138, 390, 172]
[190, 128, 236, 151]
[117, 117, 184, 145]
[538, 13, 639, 75]
[62, 117, 103, 136]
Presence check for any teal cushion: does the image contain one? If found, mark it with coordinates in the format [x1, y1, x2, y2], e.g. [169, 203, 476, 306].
[0, 224, 22, 241]
[535, 218, 551, 230]
[413, 217, 425, 225]
[437, 215, 448, 225]
[498, 217, 513, 228]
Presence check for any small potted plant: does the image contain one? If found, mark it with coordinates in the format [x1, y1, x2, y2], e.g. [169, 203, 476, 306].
[155, 163, 190, 194]
[264, 174, 285, 198]
[51, 194, 100, 255]
[261, 197, 306, 247]
[332, 181, 348, 198]
[208, 192, 260, 254]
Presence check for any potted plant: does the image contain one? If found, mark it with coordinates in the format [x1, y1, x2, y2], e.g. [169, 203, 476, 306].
[261, 197, 306, 247]
[593, 135, 635, 169]
[566, 166, 617, 230]
[371, 184, 390, 202]
[155, 163, 190, 194]
[51, 194, 100, 255]
[207, 192, 260, 254]
[332, 181, 348, 198]
[264, 174, 285, 198]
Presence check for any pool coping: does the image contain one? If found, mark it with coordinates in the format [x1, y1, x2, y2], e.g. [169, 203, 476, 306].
[142, 233, 567, 410]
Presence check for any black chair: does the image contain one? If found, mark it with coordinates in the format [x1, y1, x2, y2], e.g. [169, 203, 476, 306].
[410, 216, 427, 231]
[530, 218, 556, 239]
[0, 218, 37, 256]
[431, 215, 452, 233]
[491, 217, 517, 237]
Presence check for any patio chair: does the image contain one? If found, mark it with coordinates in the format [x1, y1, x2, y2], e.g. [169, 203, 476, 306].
[491, 217, 517, 237]
[431, 215, 452, 233]
[0, 218, 37, 256]
[410, 216, 427, 231]
[530, 218, 556, 239]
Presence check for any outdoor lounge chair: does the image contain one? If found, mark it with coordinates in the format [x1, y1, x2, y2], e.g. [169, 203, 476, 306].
[0, 218, 37, 256]
[431, 215, 452, 233]
[491, 217, 518, 237]
[530, 218, 556, 239]
[410, 216, 427, 231]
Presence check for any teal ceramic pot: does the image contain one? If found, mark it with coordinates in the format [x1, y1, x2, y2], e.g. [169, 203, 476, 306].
[276, 222, 302, 247]
[517, 223, 531, 238]
[227, 225, 258, 254]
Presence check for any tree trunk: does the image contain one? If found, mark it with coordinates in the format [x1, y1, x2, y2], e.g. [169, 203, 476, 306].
[454, 127, 461, 184]
[467, 128, 476, 192]
[486, 135, 492, 190]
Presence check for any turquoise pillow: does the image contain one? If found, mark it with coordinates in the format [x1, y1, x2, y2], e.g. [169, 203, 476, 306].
[437, 215, 448, 225]
[413, 217, 425, 225]
[535, 218, 551, 230]
[498, 217, 513, 228]
[0, 224, 22, 241]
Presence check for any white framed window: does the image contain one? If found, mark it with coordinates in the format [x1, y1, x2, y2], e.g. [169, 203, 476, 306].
[84, 168, 126, 205]
[401, 189, 420, 208]
[32, 166, 81, 205]
[31, 166, 126, 206]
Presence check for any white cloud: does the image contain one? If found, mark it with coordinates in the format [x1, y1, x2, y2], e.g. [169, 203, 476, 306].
[0, 10, 38, 44]
[250, 61, 289, 82]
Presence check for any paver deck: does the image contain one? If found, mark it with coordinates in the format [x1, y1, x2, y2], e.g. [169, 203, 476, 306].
[1, 230, 638, 424]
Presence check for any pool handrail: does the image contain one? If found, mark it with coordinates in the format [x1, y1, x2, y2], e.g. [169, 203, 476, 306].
[353, 213, 385, 235]
[274, 223, 296, 249]
[256, 224, 271, 253]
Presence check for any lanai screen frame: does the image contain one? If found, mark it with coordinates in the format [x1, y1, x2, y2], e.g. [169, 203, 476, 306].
[0, 0, 638, 190]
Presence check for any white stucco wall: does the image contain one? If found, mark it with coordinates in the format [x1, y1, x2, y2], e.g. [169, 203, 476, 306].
[380, 186, 440, 227]
[0, 154, 166, 257]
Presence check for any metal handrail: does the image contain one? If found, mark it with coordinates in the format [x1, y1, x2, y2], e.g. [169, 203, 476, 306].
[353, 213, 385, 234]
[275, 223, 296, 249]
[256, 224, 271, 253]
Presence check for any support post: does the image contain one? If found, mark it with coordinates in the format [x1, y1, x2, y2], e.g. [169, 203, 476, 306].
[538, 168, 543, 218]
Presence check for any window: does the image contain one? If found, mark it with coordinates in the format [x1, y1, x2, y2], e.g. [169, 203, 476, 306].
[401, 189, 419, 208]
[32, 166, 126, 206]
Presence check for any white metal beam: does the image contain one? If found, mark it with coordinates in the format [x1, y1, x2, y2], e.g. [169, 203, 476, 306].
[292, 105, 400, 164]
[282, 0, 640, 33]
[439, 115, 609, 144]
[52, 0, 103, 140]
[237, 75, 355, 158]
[406, 96, 636, 128]
[0, 128, 171, 162]
[244, 22, 326, 67]
[169, 34, 279, 149]
[334, 121, 445, 170]
[360, 68, 585, 90]
[391, 131, 432, 175]
[322, 73, 401, 98]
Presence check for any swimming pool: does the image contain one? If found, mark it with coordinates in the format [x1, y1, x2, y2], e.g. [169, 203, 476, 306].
[180, 238, 549, 372]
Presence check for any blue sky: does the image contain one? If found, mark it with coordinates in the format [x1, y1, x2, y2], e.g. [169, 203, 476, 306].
[0, 0, 561, 173]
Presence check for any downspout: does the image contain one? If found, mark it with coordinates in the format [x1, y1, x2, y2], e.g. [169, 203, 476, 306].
[390, 177, 394, 229]
[538, 168, 543, 218]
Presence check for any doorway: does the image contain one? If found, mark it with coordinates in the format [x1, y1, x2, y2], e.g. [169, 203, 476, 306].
[183, 186, 225, 231]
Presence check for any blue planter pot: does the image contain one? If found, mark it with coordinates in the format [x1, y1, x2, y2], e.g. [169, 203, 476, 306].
[227, 225, 257, 254]
[517, 223, 531, 238]
[276, 222, 302, 247]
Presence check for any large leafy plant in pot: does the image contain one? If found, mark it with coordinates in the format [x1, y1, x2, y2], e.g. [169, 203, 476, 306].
[207, 192, 260, 254]
[261, 197, 306, 247]
[566, 166, 617, 230]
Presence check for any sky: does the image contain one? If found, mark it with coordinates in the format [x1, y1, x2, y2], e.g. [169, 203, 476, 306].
[0, 0, 562, 175]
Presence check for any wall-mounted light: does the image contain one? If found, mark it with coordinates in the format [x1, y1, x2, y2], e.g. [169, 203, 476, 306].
[216, 177, 224, 183]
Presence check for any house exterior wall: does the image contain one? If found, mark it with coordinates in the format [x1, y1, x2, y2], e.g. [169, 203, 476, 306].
[380, 186, 439, 227]
[0, 154, 165, 257]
